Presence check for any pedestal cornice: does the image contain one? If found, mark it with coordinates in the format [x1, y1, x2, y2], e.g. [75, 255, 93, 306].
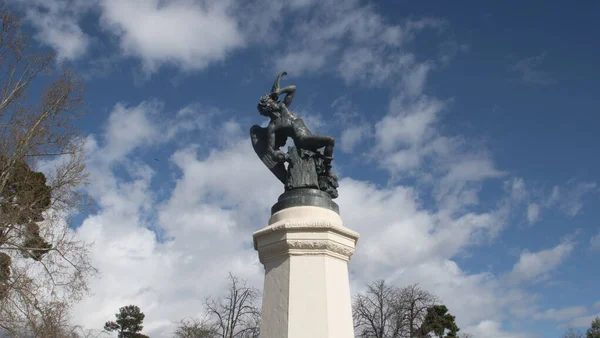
[253, 207, 360, 263]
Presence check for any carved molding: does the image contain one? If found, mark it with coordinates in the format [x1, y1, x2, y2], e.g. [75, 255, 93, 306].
[254, 220, 359, 240]
[257, 238, 356, 263]
[287, 240, 355, 257]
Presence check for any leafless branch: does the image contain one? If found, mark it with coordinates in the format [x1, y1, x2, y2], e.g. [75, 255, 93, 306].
[0, 6, 95, 335]
[177, 273, 260, 338]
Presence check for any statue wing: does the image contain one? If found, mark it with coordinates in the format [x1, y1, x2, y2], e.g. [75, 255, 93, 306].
[250, 125, 287, 184]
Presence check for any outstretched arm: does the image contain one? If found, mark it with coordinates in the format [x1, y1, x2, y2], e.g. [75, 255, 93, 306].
[276, 85, 296, 107]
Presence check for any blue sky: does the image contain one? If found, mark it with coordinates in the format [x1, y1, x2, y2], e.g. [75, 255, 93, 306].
[9, 0, 600, 337]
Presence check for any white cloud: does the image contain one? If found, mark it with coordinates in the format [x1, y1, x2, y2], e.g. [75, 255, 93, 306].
[547, 185, 561, 205]
[381, 260, 528, 328]
[464, 320, 531, 338]
[590, 231, 600, 252]
[68, 100, 537, 336]
[527, 203, 541, 224]
[338, 178, 532, 330]
[330, 95, 374, 154]
[13, 2, 564, 336]
[98, 100, 229, 164]
[340, 124, 371, 153]
[509, 51, 556, 86]
[5, 2, 591, 338]
[339, 179, 434, 268]
[72, 103, 273, 337]
[27, 12, 89, 60]
[438, 38, 470, 66]
[595, 301, 600, 309]
[10, 0, 92, 60]
[374, 94, 507, 215]
[375, 96, 444, 153]
[401, 61, 434, 97]
[382, 148, 422, 173]
[508, 178, 528, 203]
[501, 179, 597, 226]
[437, 158, 505, 199]
[13, 0, 450, 82]
[162, 139, 282, 225]
[373, 88, 507, 216]
[533, 306, 587, 322]
[559, 181, 598, 216]
[297, 110, 327, 134]
[337, 47, 415, 86]
[524, 181, 597, 222]
[269, 1, 445, 87]
[11, 0, 454, 84]
[275, 49, 331, 75]
[102, 100, 163, 162]
[404, 17, 447, 35]
[565, 313, 600, 328]
[508, 238, 575, 284]
[98, 0, 244, 73]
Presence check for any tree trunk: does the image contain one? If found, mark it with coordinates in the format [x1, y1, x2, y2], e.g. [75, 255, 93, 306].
[286, 147, 319, 190]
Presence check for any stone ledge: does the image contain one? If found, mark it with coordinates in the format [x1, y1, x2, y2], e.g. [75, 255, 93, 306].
[256, 238, 356, 263]
[255, 219, 359, 239]
[254, 218, 359, 264]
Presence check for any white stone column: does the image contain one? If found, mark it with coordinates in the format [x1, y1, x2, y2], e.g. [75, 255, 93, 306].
[253, 205, 359, 338]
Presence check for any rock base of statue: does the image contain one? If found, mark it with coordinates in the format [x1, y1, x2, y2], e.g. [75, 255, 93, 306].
[253, 199, 359, 338]
[285, 146, 339, 199]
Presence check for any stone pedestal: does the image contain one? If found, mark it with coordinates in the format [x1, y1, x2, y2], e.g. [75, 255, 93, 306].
[253, 198, 359, 338]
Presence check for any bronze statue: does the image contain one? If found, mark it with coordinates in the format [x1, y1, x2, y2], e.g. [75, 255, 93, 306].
[250, 72, 339, 198]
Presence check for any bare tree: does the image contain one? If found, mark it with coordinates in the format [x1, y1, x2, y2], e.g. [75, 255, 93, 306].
[0, 6, 96, 334]
[0, 300, 98, 338]
[400, 284, 438, 338]
[561, 327, 584, 338]
[352, 281, 439, 338]
[172, 317, 216, 338]
[72, 327, 110, 338]
[174, 274, 260, 338]
[204, 273, 261, 338]
[25, 301, 76, 337]
[353, 280, 405, 338]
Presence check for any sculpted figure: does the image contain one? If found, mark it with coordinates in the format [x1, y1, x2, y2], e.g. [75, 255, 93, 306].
[250, 72, 339, 198]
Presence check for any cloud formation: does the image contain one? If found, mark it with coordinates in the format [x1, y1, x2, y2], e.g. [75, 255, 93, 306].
[508, 237, 575, 284]
[534, 306, 588, 322]
[12, 0, 92, 60]
[509, 51, 557, 85]
[98, 0, 245, 73]
[65, 94, 544, 337]
[7, 1, 596, 337]
[465, 320, 531, 338]
[590, 231, 600, 252]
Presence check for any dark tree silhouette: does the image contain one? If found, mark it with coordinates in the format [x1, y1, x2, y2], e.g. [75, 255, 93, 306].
[417, 305, 460, 338]
[587, 317, 600, 338]
[104, 305, 147, 338]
